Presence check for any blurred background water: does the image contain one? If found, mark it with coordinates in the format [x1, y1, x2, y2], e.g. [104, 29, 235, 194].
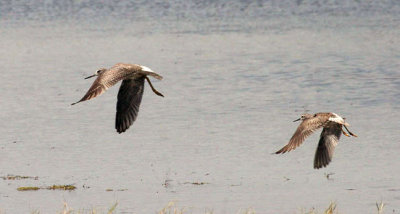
[0, 0, 399, 213]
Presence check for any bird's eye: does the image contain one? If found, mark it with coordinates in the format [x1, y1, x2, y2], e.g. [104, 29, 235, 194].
[96, 70, 101, 74]
[313, 114, 317, 117]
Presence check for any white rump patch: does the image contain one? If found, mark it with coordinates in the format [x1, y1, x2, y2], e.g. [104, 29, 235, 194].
[140, 65, 154, 72]
[139, 65, 162, 80]
[328, 113, 345, 124]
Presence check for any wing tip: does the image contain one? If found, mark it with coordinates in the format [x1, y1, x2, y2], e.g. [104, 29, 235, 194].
[275, 146, 289, 154]
[115, 123, 130, 134]
[314, 153, 331, 169]
[155, 75, 163, 80]
[314, 162, 328, 169]
[116, 126, 126, 134]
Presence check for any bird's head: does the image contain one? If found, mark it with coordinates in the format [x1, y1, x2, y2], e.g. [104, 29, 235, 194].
[293, 113, 314, 122]
[85, 68, 107, 79]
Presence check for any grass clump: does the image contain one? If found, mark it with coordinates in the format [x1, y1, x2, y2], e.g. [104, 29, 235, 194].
[107, 202, 118, 214]
[58, 202, 118, 214]
[158, 202, 255, 214]
[324, 202, 337, 214]
[301, 202, 337, 214]
[301, 201, 387, 214]
[158, 201, 186, 214]
[237, 208, 256, 214]
[376, 201, 385, 214]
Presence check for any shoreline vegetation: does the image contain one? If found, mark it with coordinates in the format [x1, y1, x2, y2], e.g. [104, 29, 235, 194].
[1, 175, 387, 213]
[0, 174, 385, 214]
[1, 201, 385, 214]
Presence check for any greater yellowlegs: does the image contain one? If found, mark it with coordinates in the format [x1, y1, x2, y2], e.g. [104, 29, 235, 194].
[72, 63, 164, 133]
[275, 112, 357, 169]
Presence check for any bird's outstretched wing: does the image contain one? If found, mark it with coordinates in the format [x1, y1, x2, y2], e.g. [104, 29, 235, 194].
[314, 123, 342, 169]
[71, 68, 133, 105]
[115, 77, 145, 133]
[275, 116, 324, 154]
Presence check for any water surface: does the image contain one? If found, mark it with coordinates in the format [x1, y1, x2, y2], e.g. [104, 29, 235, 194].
[1, 1, 400, 213]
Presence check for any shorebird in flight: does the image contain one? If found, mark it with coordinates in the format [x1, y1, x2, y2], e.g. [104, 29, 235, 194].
[275, 112, 357, 169]
[72, 63, 164, 133]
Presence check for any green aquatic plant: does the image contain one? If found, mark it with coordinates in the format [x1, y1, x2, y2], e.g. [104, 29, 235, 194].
[17, 185, 76, 191]
[47, 185, 76, 190]
[1, 174, 38, 180]
[183, 181, 210, 185]
[17, 186, 40, 191]
[105, 188, 127, 192]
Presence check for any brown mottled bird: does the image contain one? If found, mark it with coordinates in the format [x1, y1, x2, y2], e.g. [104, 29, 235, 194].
[275, 112, 357, 169]
[71, 63, 164, 133]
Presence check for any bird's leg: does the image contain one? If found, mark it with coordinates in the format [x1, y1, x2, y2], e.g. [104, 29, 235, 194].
[344, 125, 358, 137]
[145, 76, 164, 97]
[342, 127, 351, 137]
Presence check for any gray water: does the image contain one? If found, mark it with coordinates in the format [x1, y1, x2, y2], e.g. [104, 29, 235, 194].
[1, 1, 400, 213]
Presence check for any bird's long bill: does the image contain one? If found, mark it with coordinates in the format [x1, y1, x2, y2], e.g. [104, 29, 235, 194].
[84, 74, 96, 79]
[293, 118, 301, 122]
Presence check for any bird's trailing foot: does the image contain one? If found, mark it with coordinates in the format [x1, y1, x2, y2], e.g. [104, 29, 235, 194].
[342, 128, 351, 137]
[145, 76, 164, 97]
[344, 125, 358, 137]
